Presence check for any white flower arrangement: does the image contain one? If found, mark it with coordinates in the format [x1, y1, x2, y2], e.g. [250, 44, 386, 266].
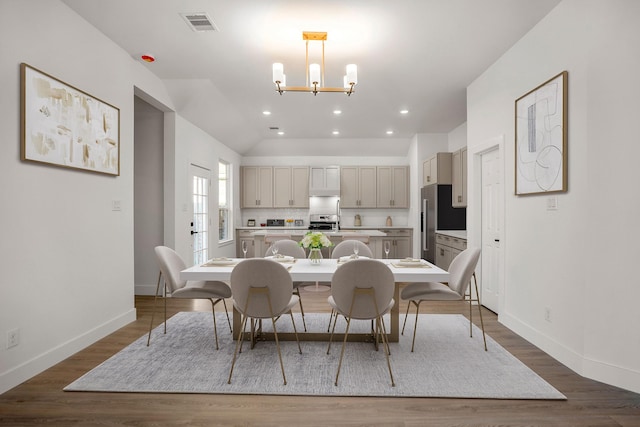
[298, 231, 333, 249]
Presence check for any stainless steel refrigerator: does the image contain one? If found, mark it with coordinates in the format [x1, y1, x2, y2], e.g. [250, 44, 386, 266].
[421, 184, 466, 262]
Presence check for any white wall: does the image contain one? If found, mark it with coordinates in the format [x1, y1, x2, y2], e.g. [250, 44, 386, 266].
[448, 123, 467, 152]
[466, 0, 640, 393]
[0, 0, 173, 393]
[0, 0, 241, 393]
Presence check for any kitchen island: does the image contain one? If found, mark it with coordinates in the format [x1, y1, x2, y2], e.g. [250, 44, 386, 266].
[251, 229, 387, 258]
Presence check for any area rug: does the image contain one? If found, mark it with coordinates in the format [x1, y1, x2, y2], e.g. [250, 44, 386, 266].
[64, 312, 565, 399]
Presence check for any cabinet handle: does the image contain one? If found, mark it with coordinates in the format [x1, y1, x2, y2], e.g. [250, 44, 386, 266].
[458, 196, 462, 202]
[427, 176, 431, 182]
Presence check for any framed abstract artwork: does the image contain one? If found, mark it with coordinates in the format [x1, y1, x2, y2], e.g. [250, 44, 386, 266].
[20, 63, 120, 176]
[515, 71, 567, 195]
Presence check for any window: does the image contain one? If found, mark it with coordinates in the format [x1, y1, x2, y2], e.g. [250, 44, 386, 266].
[218, 160, 232, 243]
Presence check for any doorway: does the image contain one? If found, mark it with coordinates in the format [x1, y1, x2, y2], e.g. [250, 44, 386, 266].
[469, 136, 505, 314]
[190, 164, 211, 265]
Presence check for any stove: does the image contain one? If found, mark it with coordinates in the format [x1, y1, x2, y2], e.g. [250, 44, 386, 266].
[308, 214, 338, 230]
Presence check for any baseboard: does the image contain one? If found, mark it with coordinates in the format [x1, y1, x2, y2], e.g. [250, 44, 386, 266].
[135, 283, 158, 296]
[499, 312, 640, 394]
[0, 308, 136, 395]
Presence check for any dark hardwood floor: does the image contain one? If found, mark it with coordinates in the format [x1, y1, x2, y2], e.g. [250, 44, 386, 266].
[2, 286, 639, 426]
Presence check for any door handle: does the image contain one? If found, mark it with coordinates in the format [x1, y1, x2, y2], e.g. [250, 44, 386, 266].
[494, 239, 499, 242]
[191, 231, 199, 235]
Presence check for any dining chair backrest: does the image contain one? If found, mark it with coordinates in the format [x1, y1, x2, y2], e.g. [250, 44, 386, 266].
[330, 259, 394, 320]
[230, 258, 293, 318]
[341, 233, 370, 244]
[331, 240, 373, 259]
[447, 247, 481, 297]
[154, 246, 188, 293]
[264, 239, 306, 258]
[264, 233, 292, 244]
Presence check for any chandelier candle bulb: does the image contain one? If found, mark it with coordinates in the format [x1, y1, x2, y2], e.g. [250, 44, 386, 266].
[346, 64, 358, 85]
[272, 63, 284, 83]
[309, 63, 321, 85]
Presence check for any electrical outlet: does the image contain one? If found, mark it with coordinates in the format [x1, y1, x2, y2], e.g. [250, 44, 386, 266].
[544, 307, 552, 323]
[7, 329, 19, 349]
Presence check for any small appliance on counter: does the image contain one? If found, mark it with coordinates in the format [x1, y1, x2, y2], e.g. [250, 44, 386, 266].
[266, 219, 285, 227]
[246, 219, 256, 227]
[308, 214, 338, 230]
[354, 214, 362, 226]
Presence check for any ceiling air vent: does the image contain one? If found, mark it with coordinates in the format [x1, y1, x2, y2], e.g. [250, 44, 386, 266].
[180, 13, 219, 32]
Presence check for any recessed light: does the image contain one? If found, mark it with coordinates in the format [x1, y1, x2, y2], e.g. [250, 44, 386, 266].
[386, 130, 394, 135]
[332, 130, 340, 135]
[262, 111, 271, 115]
[333, 110, 342, 115]
[277, 131, 284, 135]
[400, 109, 409, 115]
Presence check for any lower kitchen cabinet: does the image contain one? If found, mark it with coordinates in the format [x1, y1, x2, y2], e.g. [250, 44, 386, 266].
[435, 233, 467, 270]
[236, 230, 256, 258]
[379, 228, 412, 259]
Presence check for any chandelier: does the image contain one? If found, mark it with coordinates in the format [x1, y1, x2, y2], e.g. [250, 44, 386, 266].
[272, 31, 358, 96]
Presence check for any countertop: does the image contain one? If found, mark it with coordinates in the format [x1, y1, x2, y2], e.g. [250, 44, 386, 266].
[436, 230, 467, 239]
[251, 229, 387, 237]
[237, 226, 412, 231]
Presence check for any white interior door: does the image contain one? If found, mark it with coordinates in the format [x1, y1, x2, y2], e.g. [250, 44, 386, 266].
[480, 148, 503, 313]
[189, 164, 211, 266]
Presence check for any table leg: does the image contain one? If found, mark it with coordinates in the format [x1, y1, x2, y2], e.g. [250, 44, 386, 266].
[389, 282, 400, 342]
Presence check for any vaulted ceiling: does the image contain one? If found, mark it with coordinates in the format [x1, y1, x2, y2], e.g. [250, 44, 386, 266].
[62, 0, 561, 155]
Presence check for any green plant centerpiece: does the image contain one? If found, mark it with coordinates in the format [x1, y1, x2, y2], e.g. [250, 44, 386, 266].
[299, 231, 333, 264]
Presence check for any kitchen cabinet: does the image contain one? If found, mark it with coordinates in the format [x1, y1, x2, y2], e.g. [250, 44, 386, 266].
[309, 166, 340, 196]
[340, 166, 377, 208]
[235, 230, 256, 258]
[377, 166, 409, 208]
[241, 166, 273, 208]
[423, 152, 452, 185]
[273, 166, 309, 208]
[452, 147, 467, 207]
[380, 228, 412, 259]
[435, 233, 467, 270]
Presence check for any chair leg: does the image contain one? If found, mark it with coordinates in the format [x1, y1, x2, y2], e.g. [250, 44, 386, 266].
[147, 271, 163, 346]
[264, 292, 288, 385]
[411, 300, 422, 353]
[289, 311, 302, 354]
[401, 301, 411, 335]
[294, 287, 307, 332]
[209, 298, 220, 350]
[222, 298, 232, 332]
[334, 316, 353, 386]
[377, 316, 395, 387]
[227, 313, 249, 384]
[472, 273, 488, 351]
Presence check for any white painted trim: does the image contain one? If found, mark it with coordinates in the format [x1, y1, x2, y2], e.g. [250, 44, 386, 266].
[468, 135, 506, 315]
[0, 309, 136, 395]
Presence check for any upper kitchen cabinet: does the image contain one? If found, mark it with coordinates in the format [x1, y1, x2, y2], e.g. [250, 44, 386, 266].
[377, 166, 409, 208]
[241, 166, 273, 208]
[423, 152, 452, 185]
[452, 147, 468, 207]
[273, 166, 309, 208]
[340, 166, 377, 208]
[309, 166, 340, 196]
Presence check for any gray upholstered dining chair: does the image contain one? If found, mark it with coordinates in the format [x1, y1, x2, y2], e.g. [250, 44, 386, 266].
[327, 259, 396, 387]
[147, 246, 232, 350]
[326, 240, 375, 331]
[228, 258, 302, 385]
[401, 247, 486, 352]
[264, 239, 308, 331]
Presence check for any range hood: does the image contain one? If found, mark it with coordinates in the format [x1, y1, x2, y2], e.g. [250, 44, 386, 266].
[309, 166, 340, 196]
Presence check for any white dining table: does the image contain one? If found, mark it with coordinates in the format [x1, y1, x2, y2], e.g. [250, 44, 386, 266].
[181, 258, 449, 343]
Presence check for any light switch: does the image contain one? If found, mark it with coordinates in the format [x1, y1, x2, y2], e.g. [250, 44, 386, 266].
[546, 196, 558, 210]
[112, 200, 121, 211]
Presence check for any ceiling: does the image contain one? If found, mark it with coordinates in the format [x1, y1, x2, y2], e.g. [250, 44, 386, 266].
[61, 0, 561, 156]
